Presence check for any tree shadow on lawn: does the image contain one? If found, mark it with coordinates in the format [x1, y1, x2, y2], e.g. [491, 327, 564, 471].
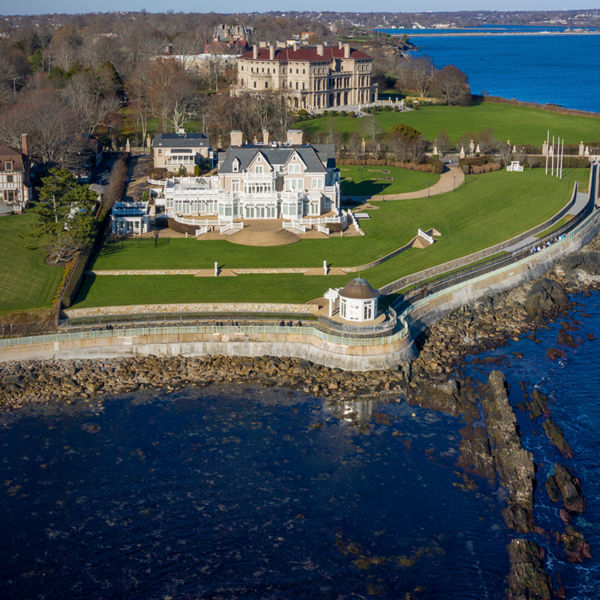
[340, 178, 390, 196]
[99, 236, 172, 257]
[73, 273, 96, 305]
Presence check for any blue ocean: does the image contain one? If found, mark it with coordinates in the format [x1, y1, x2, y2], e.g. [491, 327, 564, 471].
[382, 31, 600, 113]
[2, 292, 600, 597]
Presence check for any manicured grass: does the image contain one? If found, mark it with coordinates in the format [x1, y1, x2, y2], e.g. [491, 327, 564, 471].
[340, 165, 439, 196]
[0, 212, 64, 313]
[74, 273, 350, 307]
[76, 168, 587, 306]
[297, 102, 600, 145]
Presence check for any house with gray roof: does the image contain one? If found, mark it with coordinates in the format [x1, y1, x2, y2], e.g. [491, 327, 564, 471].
[152, 132, 211, 175]
[161, 129, 340, 223]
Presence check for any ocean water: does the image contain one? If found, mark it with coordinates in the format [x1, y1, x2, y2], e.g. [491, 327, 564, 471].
[388, 32, 600, 114]
[465, 290, 600, 599]
[0, 386, 509, 599]
[2, 300, 600, 598]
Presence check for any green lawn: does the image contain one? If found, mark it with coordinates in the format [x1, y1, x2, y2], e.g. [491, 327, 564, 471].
[340, 165, 439, 196]
[0, 212, 64, 313]
[75, 168, 587, 307]
[297, 102, 600, 145]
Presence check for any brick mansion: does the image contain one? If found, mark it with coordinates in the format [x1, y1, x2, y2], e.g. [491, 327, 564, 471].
[232, 41, 377, 110]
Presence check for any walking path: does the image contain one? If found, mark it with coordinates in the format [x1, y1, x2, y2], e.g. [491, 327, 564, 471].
[343, 165, 465, 204]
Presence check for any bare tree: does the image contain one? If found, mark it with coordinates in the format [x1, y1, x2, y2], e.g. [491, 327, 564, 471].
[412, 57, 435, 97]
[126, 62, 152, 144]
[0, 89, 78, 165]
[148, 59, 197, 132]
[431, 65, 471, 106]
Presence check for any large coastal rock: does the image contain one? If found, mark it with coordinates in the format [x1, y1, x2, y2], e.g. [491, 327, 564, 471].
[524, 278, 569, 320]
[553, 464, 585, 514]
[559, 251, 600, 277]
[506, 538, 552, 600]
[560, 525, 592, 563]
[542, 418, 573, 459]
[482, 371, 535, 533]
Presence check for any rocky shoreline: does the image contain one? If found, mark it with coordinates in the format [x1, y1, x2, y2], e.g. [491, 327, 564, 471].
[3, 240, 600, 598]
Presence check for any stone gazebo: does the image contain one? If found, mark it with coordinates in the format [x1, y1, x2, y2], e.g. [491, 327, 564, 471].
[326, 278, 379, 323]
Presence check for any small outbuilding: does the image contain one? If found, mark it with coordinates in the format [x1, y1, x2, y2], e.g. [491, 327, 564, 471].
[338, 278, 379, 322]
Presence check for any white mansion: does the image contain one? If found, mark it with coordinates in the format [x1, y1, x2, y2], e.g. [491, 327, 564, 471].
[160, 130, 340, 223]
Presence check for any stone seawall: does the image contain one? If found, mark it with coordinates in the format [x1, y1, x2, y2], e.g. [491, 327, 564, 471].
[0, 327, 417, 372]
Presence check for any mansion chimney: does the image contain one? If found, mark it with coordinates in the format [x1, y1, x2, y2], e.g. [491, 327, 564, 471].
[269, 44, 275, 60]
[252, 45, 258, 59]
[287, 129, 303, 146]
[316, 43, 324, 56]
[343, 43, 350, 58]
[21, 133, 28, 157]
[262, 129, 270, 145]
[230, 130, 244, 147]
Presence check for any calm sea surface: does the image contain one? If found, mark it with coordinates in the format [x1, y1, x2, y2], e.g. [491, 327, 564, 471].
[0, 386, 509, 599]
[381, 31, 600, 113]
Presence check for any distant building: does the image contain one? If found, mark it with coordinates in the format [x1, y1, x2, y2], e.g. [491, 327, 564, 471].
[213, 24, 253, 44]
[0, 134, 31, 214]
[152, 132, 212, 175]
[111, 200, 151, 236]
[161, 129, 340, 221]
[153, 51, 239, 76]
[232, 41, 377, 110]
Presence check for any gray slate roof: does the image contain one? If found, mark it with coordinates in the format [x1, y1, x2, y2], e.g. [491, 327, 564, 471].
[153, 133, 209, 148]
[218, 144, 335, 174]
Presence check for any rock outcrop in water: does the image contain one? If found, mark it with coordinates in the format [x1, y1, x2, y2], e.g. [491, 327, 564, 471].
[542, 418, 574, 459]
[481, 371, 535, 533]
[506, 538, 552, 600]
[552, 463, 585, 515]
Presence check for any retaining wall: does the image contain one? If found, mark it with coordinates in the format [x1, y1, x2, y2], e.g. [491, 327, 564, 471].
[65, 302, 320, 319]
[0, 325, 416, 372]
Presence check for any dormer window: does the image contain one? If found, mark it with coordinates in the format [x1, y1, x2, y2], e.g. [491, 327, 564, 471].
[5, 162, 12, 171]
[232, 158, 240, 173]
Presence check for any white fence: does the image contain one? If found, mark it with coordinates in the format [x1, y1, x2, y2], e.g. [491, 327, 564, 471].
[147, 177, 167, 186]
[317, 224, 330, 236]
[283, 221, 306, 233]
[346, 210, 365, 236]
[196, 226, 209, 236]
[220, 222, 244, 234]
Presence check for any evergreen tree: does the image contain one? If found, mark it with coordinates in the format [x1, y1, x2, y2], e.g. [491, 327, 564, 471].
[30, 167, 98, 263]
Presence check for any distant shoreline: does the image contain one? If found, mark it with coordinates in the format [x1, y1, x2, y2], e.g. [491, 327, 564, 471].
[385, 30, 600, 38]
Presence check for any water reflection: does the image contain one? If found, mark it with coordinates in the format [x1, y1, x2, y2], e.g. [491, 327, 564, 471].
[0, 385, 508, 599]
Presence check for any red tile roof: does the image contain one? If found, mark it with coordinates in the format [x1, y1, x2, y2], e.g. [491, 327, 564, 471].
[239, 46, 371, 62]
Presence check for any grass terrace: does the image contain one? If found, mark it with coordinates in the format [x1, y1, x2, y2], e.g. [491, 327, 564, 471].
[297, 102, 600, 146]
[0, 213, 64, 313]
[73, 168, 587, 307]
[340, 165, 440, 196]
